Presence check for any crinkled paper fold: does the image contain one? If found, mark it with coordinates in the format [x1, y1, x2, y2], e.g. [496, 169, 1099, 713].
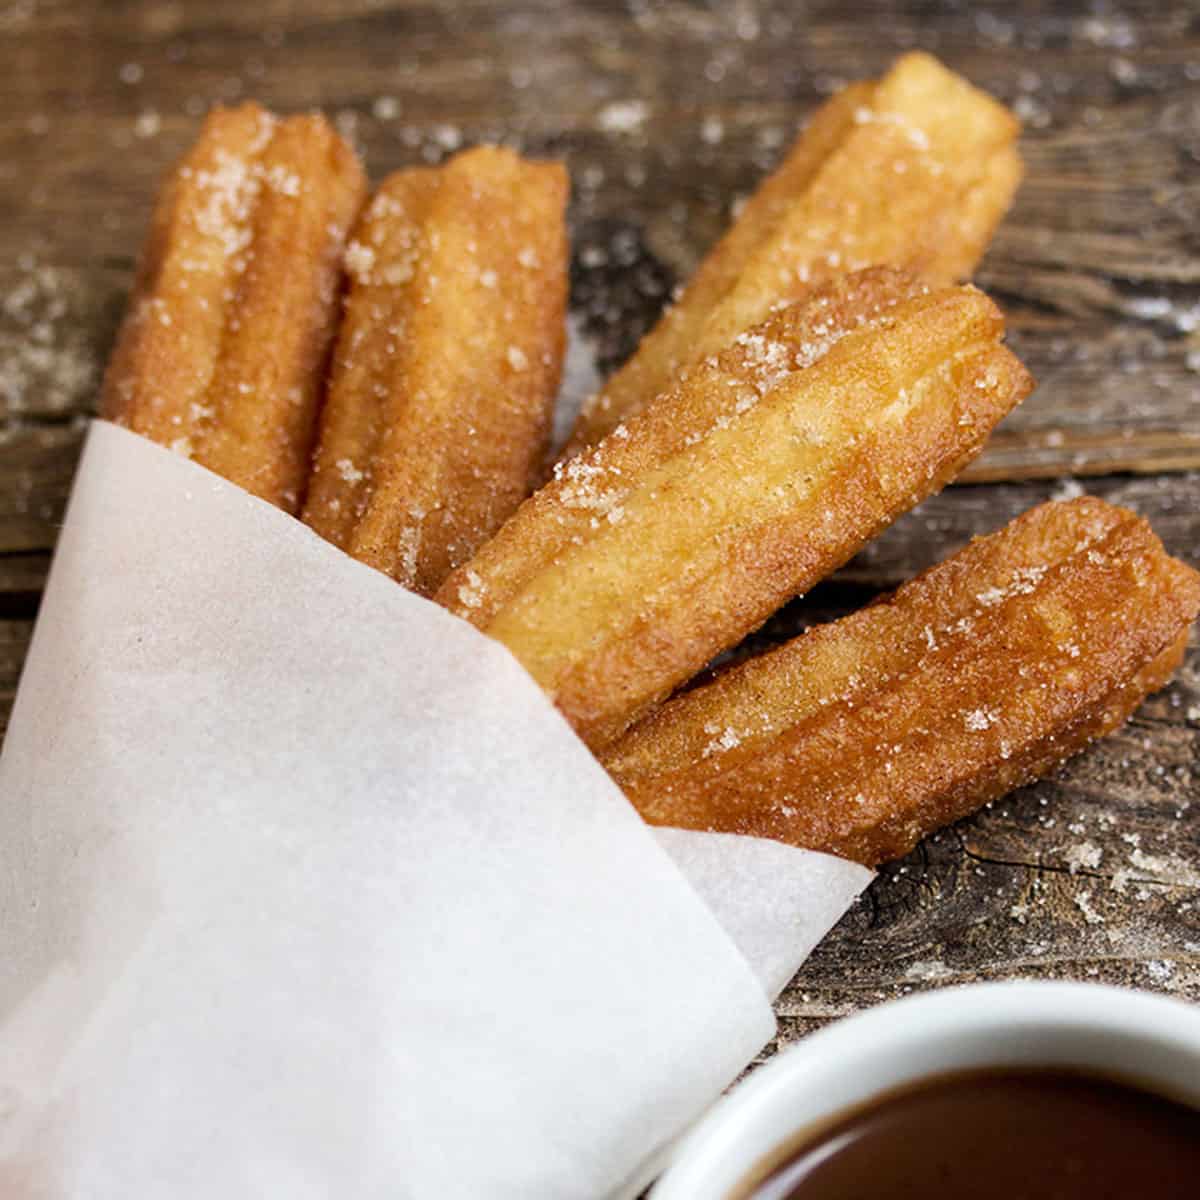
[0, 422, 870, 1198]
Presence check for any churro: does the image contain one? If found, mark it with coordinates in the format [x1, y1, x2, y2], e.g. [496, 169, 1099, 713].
[101, 102, 367, 512]
[605, 498, 1200, 866]
[568, 52, 1022, 452]
[301, 147, 568, 595]
[438, 268, 1032, 750]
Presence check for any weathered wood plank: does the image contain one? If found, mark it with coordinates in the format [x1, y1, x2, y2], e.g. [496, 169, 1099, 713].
[0, 424, 85, 558]
[2, 2, 1200, 486]
[839, 472, 1200, 589]
[0, 554, 49, 604]
[0, 619, 33, 740]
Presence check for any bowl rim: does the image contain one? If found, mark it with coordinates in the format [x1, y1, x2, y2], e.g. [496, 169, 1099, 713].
[652, 980, 1200, 1198]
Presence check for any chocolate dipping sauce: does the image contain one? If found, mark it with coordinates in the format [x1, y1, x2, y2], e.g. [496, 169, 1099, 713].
[745, 1068, 1200, 1200]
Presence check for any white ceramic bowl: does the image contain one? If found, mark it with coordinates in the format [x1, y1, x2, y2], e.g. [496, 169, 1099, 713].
[653, 981, 1200, 1199]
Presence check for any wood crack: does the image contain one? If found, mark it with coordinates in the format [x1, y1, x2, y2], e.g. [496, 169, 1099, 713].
[955, 833, 1199, 892]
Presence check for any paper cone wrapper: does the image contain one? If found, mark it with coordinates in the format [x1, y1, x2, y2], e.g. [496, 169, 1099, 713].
[0, 422, 871, 1198]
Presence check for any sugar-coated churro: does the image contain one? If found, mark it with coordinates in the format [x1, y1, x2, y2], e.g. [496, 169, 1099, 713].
[604, 498, 1200, 866]
[438, 268, 1032, 750]
[101, 102, 367, 512]
[302, 147, 569, 595]
[567, 52, 1022, 453]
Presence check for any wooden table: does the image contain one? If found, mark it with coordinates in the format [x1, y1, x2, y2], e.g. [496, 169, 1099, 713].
[2, 1, 1197, 1055]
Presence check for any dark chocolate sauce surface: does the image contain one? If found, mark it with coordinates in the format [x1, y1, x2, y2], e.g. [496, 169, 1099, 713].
[747, 1068, 1200, 1200]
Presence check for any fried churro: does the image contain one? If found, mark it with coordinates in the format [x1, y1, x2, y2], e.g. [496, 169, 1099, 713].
[100, 102, 367, 512]
[605, 498, 1200, 866]
[438, 268, 1032, 750]
[567, 52, 1022, 453]
[301, 147, 568, 595]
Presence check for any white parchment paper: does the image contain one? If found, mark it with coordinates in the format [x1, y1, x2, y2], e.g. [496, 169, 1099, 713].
[0, 422, 870, 1199]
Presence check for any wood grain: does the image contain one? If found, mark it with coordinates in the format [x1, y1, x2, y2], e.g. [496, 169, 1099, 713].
[1, 1, 1197, 1026]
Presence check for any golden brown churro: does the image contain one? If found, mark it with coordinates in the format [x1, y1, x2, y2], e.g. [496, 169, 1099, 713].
[438, 268, 1032, 750]
[567, 52, 1022, 453]
[302, 147, 569, 595]
[100, 102, 367, 512]
[605, 498, 1200, 866]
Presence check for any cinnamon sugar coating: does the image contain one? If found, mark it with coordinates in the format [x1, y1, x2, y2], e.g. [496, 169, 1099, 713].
[100, 102, 367, 512]
[567, 52, 1022, 453]
[604, 498, 1200, 866]
[302, 147, 568, 595]
[438, 268, 1032, 750]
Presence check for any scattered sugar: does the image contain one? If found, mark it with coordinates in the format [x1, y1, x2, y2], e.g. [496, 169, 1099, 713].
[1110, 56, 1139, 87]
[1129, 848, 1200, 888]
[134, 109, 161, 139]
[554, 456, 626, 523]
[856, 109, 932, 152]
[506, 345, 529, 372]
[903, 960, 955, 981]
[367, 192, 403, 221]
[191, 146, 263, 261]
[395, 524, 421, 582]
[974, 564, 1047, 608]
[264, 163, 302, 196]
[1146, 960, 1175, 984]
[974, 10, 1014, 46]
[1051, 478, 1085, 501]
[432, 124, 462, 151]
[734, 11, 759, 40]
[732, 330, 795, 393]
[1064, 842, 1103, 873]
[1081, 16, 1138, 50]
[596, 99, 648, 134]
[335, 457, 364, 485]
[964, 707, 998, 732]
[372, 95, 400, 121]
[457, 569, 486, 610]
[1074, 890, 1104, 925]
[702, 727, 742, 758]
[1125, 296, 1172, 322]
[0, 260, 101, 419]
[1013, 94, 1052, 129]
[344, 240, 375, 284]
[379, 259, 415, 286]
